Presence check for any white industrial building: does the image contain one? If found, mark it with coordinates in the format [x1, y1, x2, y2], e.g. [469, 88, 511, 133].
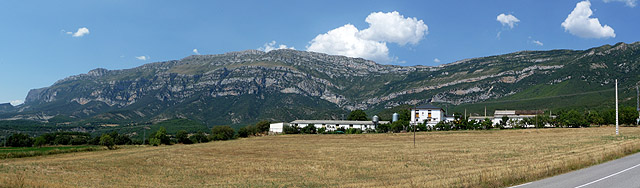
[410, 104, 446, 127]
[269, 119, 389, 133]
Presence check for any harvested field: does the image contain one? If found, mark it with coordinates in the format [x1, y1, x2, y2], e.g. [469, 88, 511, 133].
[1, 127, 640, 187]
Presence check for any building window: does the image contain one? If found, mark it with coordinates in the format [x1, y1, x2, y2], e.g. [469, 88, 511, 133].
[349, 124, 353, 128]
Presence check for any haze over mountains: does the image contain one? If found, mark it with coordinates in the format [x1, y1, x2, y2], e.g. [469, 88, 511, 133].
[1, 42, 639, 126]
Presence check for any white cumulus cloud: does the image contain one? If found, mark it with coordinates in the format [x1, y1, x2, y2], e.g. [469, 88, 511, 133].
[66, 27, 90, 37]
[496, 13, 520, 29]
[9, 100, 23, 106]
[259, 41, 295, 52]
[433, 58, 441, 63]
[603, 0, 637, 7]
[307, 11, 428, 63]
[562, 1, 615, 39]
[358, 11, 429, 46]
[193, 49, 200, 55]
[135, 56, 149, 61]
[533, 40, 544, 46]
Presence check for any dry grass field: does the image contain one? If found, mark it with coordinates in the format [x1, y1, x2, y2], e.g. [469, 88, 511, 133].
[2, 127, 640, 187]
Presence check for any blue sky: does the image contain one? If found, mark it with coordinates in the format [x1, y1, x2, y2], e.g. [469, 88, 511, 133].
[0, 0, 639, 105]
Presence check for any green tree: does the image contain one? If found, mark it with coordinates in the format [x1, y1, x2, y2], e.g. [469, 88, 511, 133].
[283, 125, 300, 134]
[302, 124, 316, 134]
[238, 127, 250, 138]
[255, 120, 271, 133]
[347, 110, 368, 121]
[587, 111, 604, 126]
[398, 109, 411, 122]
[7, 133, 33, 147]
[317, 127, 327, 134]
[99, 134, 115, 150]
[70, 137, 87, 145]
[189, 131, 208, 143]
[620, 106, 639, 125]
[481, 118, 493, 130]
[34, 136, 47, 147]
[176, 130, 192, 144]
[557, 110, 588, 128]
[211, 126, 235, 141]
[499, 116, 509, 129]
[376, 123, 391, 133]
[151, 127, 170, 145]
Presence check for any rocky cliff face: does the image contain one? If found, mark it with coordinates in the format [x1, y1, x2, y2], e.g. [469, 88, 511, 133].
[10, 42, 640, 125]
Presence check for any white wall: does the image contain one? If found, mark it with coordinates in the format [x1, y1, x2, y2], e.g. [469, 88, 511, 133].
[269, 122, 285, 133]
[292, 123, 375, 131]
[410, 108, 445, 126]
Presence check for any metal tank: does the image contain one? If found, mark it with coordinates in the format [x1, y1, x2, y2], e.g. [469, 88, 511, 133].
[392, 113, 398, 122]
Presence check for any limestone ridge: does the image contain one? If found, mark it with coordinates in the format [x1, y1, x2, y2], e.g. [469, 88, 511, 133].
[8, 42, 640, 125]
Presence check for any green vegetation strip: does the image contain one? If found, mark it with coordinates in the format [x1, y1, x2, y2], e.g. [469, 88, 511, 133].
[0, 146, 103, 159]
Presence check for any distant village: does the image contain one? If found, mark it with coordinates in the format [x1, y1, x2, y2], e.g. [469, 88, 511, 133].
[269, 104, 558, 134]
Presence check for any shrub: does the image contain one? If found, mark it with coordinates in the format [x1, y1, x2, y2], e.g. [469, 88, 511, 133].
[284, 125, 300, 134]
[345, 128, 362, 134]
[189, 131, 209, 143]
[317, 127, 326, 134]
[176, 130, 192, 144]
[376, 123, 390, 133]
[211, 126, 235, 141]
[99, 134, 115, 150]
[255, 120, 271, 133]
[238, 127, 250, 138]
[149, 138, 161, 146]
[301, 124, 316, 134]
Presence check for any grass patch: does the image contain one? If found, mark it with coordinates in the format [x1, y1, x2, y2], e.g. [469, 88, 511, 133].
[1, 127, 640, 187]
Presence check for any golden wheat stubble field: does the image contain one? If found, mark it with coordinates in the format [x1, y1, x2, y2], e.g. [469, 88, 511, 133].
[1, 127, 640, 187]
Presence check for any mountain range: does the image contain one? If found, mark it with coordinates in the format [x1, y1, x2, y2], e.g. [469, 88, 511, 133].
[1, 42, 639, 127]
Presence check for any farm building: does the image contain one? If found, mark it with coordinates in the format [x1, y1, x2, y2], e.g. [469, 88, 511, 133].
[410, 104, 446, 127]
[269, 120, 389, 133]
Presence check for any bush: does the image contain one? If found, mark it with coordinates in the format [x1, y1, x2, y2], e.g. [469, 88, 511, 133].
[99, 134, 115, 150]
[317, 127, 327, 134]
[376, 123, 391, 133]
[345, 128, 362, 134]
[390, 120, 407, 133]
[284, 125, 300, 134]
[189, 131, 209, 143]
[176, 130, 192, 144]
[7, 133, 33, 147]
[255, 120, 271, 133]
[211, 126, 235, 141]
[238, 127, 251, 138]
[149, 138, 161, 146]
[301, 124, 316, 134]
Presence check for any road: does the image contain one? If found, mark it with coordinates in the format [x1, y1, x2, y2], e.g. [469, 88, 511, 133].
[511, 152, 640, 188]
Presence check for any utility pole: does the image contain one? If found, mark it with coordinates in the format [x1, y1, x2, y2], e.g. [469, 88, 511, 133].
[484, 106, 487, 118]
[413, 106, 416, 148]
[636, 84, 639, 125]
[616, 79, 619, 135]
